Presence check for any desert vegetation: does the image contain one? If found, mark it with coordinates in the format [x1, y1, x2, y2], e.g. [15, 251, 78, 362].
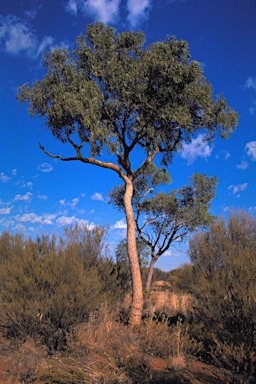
[0, 210, 255, 383]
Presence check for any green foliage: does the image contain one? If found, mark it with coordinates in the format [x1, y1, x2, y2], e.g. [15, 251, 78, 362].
[110, 171, 217, 290]
[18, 22, 238, 174]
[0, 225, 118, 352]
[188, 210, 256, 379]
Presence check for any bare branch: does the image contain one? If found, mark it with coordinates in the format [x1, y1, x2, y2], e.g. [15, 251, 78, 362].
[39, 142, 123, 176]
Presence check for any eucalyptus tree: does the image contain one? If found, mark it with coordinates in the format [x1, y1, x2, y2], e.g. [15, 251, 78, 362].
[109, 168, 218, 291]
[18, 22, 238, 326]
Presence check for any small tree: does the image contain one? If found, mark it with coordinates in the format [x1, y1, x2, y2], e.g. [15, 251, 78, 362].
[110, 169, 217, 291]
[18, 22, 238, 326]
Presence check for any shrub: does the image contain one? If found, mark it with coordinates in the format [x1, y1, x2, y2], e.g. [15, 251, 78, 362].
[0, 225, 114, 352]
[188, 210, 256, 379]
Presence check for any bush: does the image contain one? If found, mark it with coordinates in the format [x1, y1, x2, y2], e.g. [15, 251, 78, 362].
[188, 210, 256, 379]
[0, 225, 116, 352]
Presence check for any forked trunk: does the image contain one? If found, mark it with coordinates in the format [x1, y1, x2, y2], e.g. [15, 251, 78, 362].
[145, 257, 155, 293]
[123, 177, 143, 327]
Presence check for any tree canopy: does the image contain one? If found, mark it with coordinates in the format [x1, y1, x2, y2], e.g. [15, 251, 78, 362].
[18, 22, 238, 177]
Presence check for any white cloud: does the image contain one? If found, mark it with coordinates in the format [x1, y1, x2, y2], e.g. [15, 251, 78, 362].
[91, 192, 104, 202]
[236, 160, 248, 170]
[0, 15, 37, 55]
[228, 183, 248, 195]
[56, 215, 79, 225]
[0, 15, 55, 58]
[180, 134, 213, 165]
[13, 223, 26, 232]
[14, 192, 32, 202]
[0, 172, 11, 183]
[38, 194, 48, 201]
[82, 0, 120, 23]
[65, 0, 153, 26]
[38, 162, 53, 173]
[15, 212, 56, 225]
[15, 213, 42, 224]
[11, 169, 17, 176]
[71, 198, 79, 207]
[127, 0, 152, 26]
[0, 207, 12, 215]
[112, 218, 127, 229]
[224, 151, 230, 160]
[246, 141, 256, 161]
[60, 197, 79, 208]
[37, 36, 54, 56]
[42, 214, 57, 225]
[26, 181, 33, 189]
[245, 77, 256, 91]
[56, 215, 94, 228]
[65, 0, 79, 15]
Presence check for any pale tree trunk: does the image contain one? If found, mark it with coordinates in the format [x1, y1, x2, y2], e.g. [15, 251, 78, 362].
[123, 176, 143, 327]
[145, 257, 155, 293]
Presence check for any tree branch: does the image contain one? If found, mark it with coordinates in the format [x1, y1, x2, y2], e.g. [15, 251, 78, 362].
[39, 143, 124, 177]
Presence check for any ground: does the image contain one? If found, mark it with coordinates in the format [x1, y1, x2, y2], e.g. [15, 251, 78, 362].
[0, 333, 237, 384]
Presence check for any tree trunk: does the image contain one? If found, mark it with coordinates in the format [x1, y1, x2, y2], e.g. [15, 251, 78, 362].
[145, 257, 155, 293]
[123, 177, 143, 327]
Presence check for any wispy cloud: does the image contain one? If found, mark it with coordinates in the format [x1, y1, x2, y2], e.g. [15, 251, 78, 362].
[38, 194, 48, 201]
[0, 207, 12, 215]
[71, 0, 120, 23]
[65, 0, 79, 15]
[180, 134, 213, 165]
[15, 212, 57, 225]
[245, 77, 256, 91]
[228, 183, 248, 196]
[0, 172, 11, 183]
[127, 0, 152, 26]
[91, 192, 104, 202]
[0, 15, 54, 58]
[0, 169, 17, 183]
[60, 197, 79, 208]
[56, 215, 95, 228]
[236, 160, 248, 170]
[37, 36, 54, 56]
[0, 15, 37, 56]
[244, 77, 256, 114]
[14, 192, 32, 202]
[38, 162, 53, 173]
[65, 0, 151, 25]
[245, 141, 256, 161]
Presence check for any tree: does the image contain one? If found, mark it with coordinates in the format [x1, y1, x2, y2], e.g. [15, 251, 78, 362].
[188, 210, 256, 378]
[18, 22, 238, 326]
[110, 169, 217, 291]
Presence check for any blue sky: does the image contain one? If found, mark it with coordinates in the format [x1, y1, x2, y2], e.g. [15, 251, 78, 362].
[0, 0, 255, 270]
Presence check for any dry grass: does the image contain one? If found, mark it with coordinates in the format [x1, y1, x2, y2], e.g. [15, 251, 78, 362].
[0, 294, 196, 383]
[149, 291, 193, 315]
